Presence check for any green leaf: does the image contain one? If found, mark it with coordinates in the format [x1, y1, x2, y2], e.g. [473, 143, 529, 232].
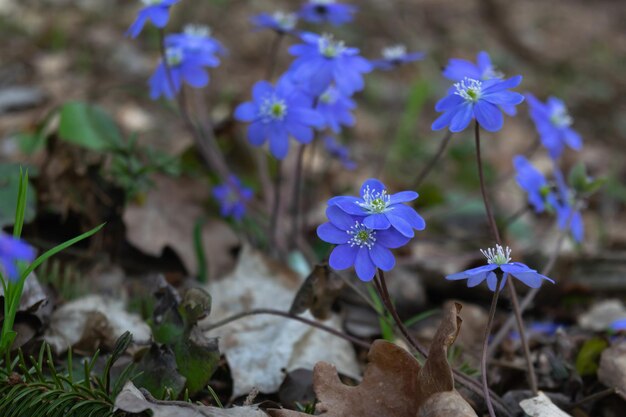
[58, 101, 122, 151]
[135, 344, 187, 399]
[0, 165, 36, 229]
[173, 331, 220, 395]
[575, 337, 608, 376]
[568, 162, 588, 193]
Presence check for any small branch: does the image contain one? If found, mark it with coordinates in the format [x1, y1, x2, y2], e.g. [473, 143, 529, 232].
[474, 122, 502, 245]
[412, 131, 453, 189]
[202, 308, 370, 349]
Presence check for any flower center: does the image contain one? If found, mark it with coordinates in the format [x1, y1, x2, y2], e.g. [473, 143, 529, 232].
[165, 47, 183, 66]
[272, 11, 297, 31]
[358, 186, 391, 214]
[318, 34, 346, 58]
[141, 0, 163, 5]
[550, 105, 573, 128]
[480, 244, 512, 266]
[382, 45, 407, 61]
[260, 96, 288, 122]
[481, 65, 504, 80]
[347, 222, 377, 249]
[454, 78, 483, 103]
[183, 24, 211, 38]
[319, 87, 338, 104]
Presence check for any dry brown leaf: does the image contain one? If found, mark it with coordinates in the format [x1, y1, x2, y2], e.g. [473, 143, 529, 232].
[269, 302, 477, 417]
[114, 381, 268, 417]
[123, 174, 239, 278]
[598, 342, 626, 400]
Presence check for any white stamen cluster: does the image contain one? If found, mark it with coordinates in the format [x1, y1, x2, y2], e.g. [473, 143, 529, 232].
[165, 47, 184, 66]
[318, 34, 346, 58]
[480, 244, 512, 266]
[272, 11, 298, 31]
[454, 77, 483, 102]
[347, 222, 377, 249]
[358, 186, 391, 214]
[259, 96, 288, 122]
[550, 105, 573, 128]
[382, 45, 407, 61]
[184, 24, 211, 38]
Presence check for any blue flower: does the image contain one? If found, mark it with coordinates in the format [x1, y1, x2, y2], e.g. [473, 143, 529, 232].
[316, 86, 356, 133]
[432, 76, 524, 132]
[513, 155, 550, 212]
[149, 47, 212, 100]
[0, 233, 36, 282]
[610, 318, 626, 333]
[252, 11, 299, 34]
[324, 136, 356, 170]
[234, 78, 325, 159]
[446, 245, 554, 291]
[288, 33, 372, 96]
[526, 94, 582, 160]
[443, 51, 518, 116]
[212, 175, 253, 221]
[299, 0, 357, 26]
[317, 205, 410, 281]
[371, 45, 425, 71]
[328, 178, 425, 238]
[553, 196, 584, 243]
[166, 25, 226, 61]
[127, 0, 180, 39]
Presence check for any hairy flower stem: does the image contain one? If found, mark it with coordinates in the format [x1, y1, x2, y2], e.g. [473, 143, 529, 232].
[482, 274, 503, 417]
[202, 307, 370, 349]
[374, 269, 512, 417]
[412, 131, 453, 189]
[265, 33, 284, 81]
[270, 160, 283, 252]
[474, 121, 538, 395]
[290, 144, 307, 247]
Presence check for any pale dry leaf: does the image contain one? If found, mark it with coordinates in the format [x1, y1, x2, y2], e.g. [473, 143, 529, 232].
[201, 245, 360, 398]
[123, 174, 239, 278]
[417, 391, 479, 417]
[578, 299, 626, 332]
[114, 381, 268, 417]
[519, 392, 573, 417]
[597, 342, 626, 400]
[0, 272, 47, 312]
[43, 295, 151, 354]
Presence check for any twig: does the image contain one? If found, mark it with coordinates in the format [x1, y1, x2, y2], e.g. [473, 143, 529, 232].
[482, 274, 503, 417]
[412, 131, 454, 189]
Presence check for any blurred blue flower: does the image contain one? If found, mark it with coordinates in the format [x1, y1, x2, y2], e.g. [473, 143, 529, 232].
[234, 79, 325, 159]
[526, 94, 582, 160]
[316, 86, 356, 133]
[509, 321, 562, 341]
[288, 33, 372, 96]
[371, 45, 425, 71]
[317, 205, 410, 281]
[446, 245, 554, 291]
[149, 47, 212, 100]
[299, 0, 357, 26]
[610, 318, 626, 333]
[513, 155, 550, 212]
[443, 51, 518, 116]
[212, 175, 253, 221]
[127, 0, 180, 38]
[554, 196, 584, 243]
[324, 136, 356, 170]
[432, 76, 524, 133]
[329, 178, 425, 238]
[0, 233, 36, 282]
[252, 11, 298, 34]
[166, 24, 226, 61]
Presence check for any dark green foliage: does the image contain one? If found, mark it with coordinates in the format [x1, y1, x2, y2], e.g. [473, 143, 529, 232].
[0, 332, 136, 417]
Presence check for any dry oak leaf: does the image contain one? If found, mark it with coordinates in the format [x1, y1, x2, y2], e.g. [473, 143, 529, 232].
[597, 342, 626, 400]
[269, 302, 477, 417]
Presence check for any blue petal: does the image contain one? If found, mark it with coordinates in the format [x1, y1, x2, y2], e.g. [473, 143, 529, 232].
[247, 122, 267, 145]
[386, 214, 414, 238]
[474, 100, 503, 132]
[571, 211, 584, 242]
[234, 102, 257, 122]
[482, 91, 524, 106]
[443, 59, 481, 81]
[182, 65, 208, 88]
[146, 6, 169, 27]
[127, 14, 148, 38]
[317, 223, 349, 244]
[486, 272, 507, 291]
[252, 81, 274, 102]
[435, 94, 464, 112]
[390, 204, 426, 231]
[369, 244, 395, 271]
[431, 109, 456, 131]
[329, 244, 358, 270]
[482, 75, 522, 94]
[361, 178, 385, 197]
[329, 196, 367, 216]
[446, 264, 498, 281]
[354, 247, 376, 281]
[375, 228, 410, 249]
[467, 271, 489, 287]
[363, 214, 391, 230]
[562, 128, 583, 151]
[268, 126, 289, 159]
[389, 191, 418, 204]
[449, 104, 474, 133]
[288, 123, 314, 144]
[511, 271, 554, 288]
[326, 205, 358, 231]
